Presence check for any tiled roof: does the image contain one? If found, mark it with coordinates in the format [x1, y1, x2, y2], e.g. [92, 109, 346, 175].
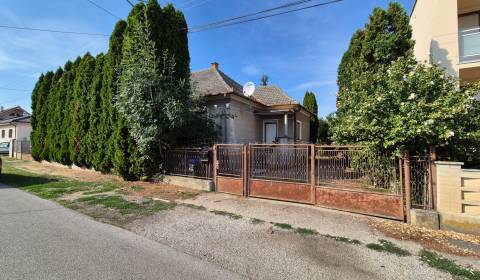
[252, 85, 298, 106]
[190, 68, 298, 107]
[0, 115, 31, 124]
[0, 106, 30, 120]
[191, 68, 243, 96]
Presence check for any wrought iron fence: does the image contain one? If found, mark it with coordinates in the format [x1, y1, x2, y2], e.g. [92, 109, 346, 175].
[249, 144, 310, 183]
[314, 146, 399, 194]
[165, 148, 213, 179]
[409, 155, 431, 209]
[217, 145, 243, 177]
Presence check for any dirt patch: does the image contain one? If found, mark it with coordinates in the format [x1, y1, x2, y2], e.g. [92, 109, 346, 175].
[126, 181, 201, 202]
[370, 220, 480, 258]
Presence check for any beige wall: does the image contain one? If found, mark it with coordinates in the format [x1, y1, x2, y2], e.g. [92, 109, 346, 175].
[435, 161, 480, 235]
[410, 0, 460, 78]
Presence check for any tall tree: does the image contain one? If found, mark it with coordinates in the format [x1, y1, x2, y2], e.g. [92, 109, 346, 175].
[303, 91, 319, 143]
[43, 67, 64, 160]
[70, 53, 96, 167]
[97, 20, 127, 173]
[31, 71, 54, 160]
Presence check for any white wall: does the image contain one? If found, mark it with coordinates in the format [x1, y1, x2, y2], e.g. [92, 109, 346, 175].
[0, 123, 31, 143]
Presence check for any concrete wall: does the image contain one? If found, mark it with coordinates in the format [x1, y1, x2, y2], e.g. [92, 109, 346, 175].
[435, 161, 480, 235]
[410, 0, 459, 78]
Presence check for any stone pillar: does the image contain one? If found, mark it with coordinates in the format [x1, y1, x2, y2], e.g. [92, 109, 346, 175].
[435, 161, 463, 214]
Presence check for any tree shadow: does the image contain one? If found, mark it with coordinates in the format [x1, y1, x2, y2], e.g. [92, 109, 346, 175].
[0, 172, 58, 189]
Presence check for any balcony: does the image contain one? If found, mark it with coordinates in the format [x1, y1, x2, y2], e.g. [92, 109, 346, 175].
[459, 27, 480, 63]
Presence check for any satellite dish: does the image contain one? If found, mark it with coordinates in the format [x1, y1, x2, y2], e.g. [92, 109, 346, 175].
[243, 82, 255, 97]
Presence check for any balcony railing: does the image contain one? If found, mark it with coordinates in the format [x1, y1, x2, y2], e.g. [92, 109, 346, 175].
[459, 27, 480, 63]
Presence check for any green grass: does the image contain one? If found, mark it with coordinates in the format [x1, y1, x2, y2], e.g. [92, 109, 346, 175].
[295, 227, 318, 235]
[130, 185, 145, 191]
[210, 210, 242, 219]
[273, 222, 293, 230]
[77, 195, 176, 215]
[420, 250, 480, 280]
[82, 183, 118, 195]
[183, 203, 206, 210]
[322, 234, 362, 245]
[366, 239, 410, 256]
[250, 218, 265, 224]
[179, 191, 200, 199]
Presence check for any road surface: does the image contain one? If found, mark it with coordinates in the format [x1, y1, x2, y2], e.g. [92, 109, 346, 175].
[0, 184, 244, 280]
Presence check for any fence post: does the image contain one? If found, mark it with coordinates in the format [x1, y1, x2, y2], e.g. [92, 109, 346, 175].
[404, 149, 411, 223]
[310, 144, 315, 204]
[243, 144, 248, 197]
[429, 145, 437, 210]
[212, 144, 217, 192]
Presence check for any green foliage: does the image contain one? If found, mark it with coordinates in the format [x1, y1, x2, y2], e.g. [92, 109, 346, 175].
[420, 250, 480, 280]
[29, 1, 211, 179]
[303, 91, 318, 143]
[317, 117, 330, 144]
[334, 2, 480, 164]
[365, 239, 410, 256]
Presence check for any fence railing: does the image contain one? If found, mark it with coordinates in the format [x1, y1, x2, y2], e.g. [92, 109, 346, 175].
[217, 145, 243, 177]
[409, 155, 432, 209]
[165, 148, 213, 179]
[314, 146, 399, 194]
[249, 144, 310, 183]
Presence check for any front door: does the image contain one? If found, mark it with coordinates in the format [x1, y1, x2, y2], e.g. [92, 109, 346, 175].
[264, 122, 277, 144]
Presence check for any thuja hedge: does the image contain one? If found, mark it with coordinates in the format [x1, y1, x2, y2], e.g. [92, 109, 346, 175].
[30, 1, 196, 180]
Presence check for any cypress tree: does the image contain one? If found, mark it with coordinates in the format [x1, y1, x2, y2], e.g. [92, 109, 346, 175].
[97, 20, 127, 173]
[51, 62, 72, 163]
[31, 71, 54, 160]
[43, 67, 64, 161]
[70, 53, 96, 167]
[30, 73, 45, 160]
[86, 53, 106, 169]
[303, 91, 319, 143]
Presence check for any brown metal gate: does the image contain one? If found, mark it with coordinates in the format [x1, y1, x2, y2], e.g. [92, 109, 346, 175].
[248, 144, 314, 204]
[214, 144, 246, 195]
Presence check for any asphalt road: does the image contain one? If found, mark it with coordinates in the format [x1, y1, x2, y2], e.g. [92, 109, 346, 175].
[0, 184, 244, 280]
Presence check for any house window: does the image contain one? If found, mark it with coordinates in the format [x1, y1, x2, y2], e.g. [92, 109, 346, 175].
[1, 130, 4, 138]
[8, 129, 13, 138]
[295, 120, 302, 140]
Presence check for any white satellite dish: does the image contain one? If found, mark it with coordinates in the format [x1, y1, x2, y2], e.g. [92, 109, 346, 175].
[243, 82, 255, 97]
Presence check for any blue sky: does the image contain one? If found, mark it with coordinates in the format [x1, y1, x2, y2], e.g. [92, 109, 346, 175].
[0, 0, 413, 117]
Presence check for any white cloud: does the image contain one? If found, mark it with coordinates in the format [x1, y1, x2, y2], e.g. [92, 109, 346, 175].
[290, 80, 336, 91]
[241, 64, 261, 76]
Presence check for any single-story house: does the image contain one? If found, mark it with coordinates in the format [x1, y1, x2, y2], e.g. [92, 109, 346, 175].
[0, 106, 32, 143]
[191, 62, 313, 144]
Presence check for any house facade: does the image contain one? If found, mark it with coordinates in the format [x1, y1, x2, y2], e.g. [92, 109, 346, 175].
[0, 106, 32, 143]
[191, 63, 312, 144]
[410, 0, 480, 88]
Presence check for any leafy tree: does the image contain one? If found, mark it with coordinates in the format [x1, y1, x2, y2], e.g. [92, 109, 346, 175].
[332, 56, 480, 154]
[317, 117, 331, 144]
[43, 67, 64, 160]
[303, 91, 319, 143]
[261, 75, 269, 86]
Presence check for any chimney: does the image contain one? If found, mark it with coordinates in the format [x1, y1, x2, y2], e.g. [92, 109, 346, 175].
[211, 62, 219, 70]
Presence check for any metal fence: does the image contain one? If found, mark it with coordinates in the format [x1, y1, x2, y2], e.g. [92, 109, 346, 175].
[249, 144, 310, 183]
[409, 155, 432, 209]
[314, 146, 400, 194]
[11, 139, 32, 159]
[217, 145, 243, 177]
[165, 148, 213, 179]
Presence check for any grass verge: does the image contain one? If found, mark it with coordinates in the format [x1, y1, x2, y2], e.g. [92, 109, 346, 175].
[250, 218, 265, 224]
[211, 210, 242, 219]
[183, 203, 206, 210]
[420, 250, 480, 280]
[366, 239, 410, 256]
[273, 222, 293, 230]
[76, 195, 176, 215]
[295, 227, 318, 235]
[322, 234, 362, 245]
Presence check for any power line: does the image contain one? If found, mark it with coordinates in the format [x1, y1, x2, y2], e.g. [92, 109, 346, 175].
[85, 0, 121, 19]
[183, 0, 215, 11]
[189, 0, 343, 33]
[190, 0, 314, 30]
[126, 0, 134, 7]
[0, 25, 109, 37]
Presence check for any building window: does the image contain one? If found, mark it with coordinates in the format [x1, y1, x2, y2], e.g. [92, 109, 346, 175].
[1, 130, 4, 138]
[295, 120, 302, 140]
[8, 129, 12, 138]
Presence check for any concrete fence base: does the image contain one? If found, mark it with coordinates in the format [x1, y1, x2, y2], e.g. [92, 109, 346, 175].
[163, 175, 214, 192]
